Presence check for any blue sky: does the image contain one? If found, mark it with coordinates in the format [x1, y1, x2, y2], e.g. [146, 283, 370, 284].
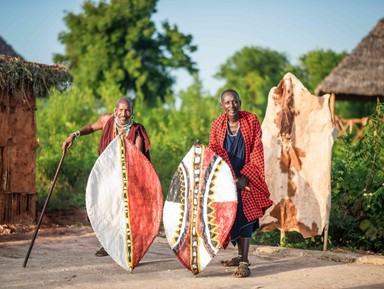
[1, 0, 383, 94]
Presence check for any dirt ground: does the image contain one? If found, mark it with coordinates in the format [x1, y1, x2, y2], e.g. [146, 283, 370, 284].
[1, 208, 384, 289]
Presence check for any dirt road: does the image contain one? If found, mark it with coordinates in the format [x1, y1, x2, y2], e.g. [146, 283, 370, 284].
[1, 225, 384, 289]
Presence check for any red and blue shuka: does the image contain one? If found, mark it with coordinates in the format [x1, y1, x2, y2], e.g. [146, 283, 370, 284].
[209, 110, 273, 242]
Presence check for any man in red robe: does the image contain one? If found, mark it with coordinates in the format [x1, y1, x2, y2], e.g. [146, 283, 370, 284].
[62, 97, 151, 256]
[209, 89, 273, 278]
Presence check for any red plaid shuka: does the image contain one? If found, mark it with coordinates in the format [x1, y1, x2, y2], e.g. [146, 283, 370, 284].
[209, 111, 273, 221]
[98, 115, 151, 160]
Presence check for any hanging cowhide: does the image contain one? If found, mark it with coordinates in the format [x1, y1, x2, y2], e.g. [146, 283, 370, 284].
[260, 73, 337, 238]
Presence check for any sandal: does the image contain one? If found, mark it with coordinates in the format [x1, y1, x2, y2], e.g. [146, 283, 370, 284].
[221, 256, 241, 267]
[95, 247, 109, 257]
[233, 262, 251, 278]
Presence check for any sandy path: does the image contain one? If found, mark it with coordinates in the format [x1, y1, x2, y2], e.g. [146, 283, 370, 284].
[1, 227, 384, 289]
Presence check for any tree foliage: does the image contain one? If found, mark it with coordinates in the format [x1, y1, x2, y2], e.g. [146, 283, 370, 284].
[54, 0, 197, 105]
[215, 46, 289, 118]
[298, 48, 348, 93]
[36, 87, 101, 210]
[298, 49, 376, 118]
[330, 102, 384, 252]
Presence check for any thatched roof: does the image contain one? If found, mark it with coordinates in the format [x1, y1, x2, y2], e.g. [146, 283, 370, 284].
[0, 37, 23, 59]
[315, 18, 384, 101]
[0, 54, 72, 100]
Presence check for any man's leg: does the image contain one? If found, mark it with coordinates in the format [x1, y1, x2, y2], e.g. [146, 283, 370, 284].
[221, 238, 241, 266]
[233, 237, 251, 277]
[237, 237, 243, 259]
[238, 237, 250, 263]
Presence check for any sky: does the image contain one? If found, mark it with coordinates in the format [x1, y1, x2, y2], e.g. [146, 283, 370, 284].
[1, 0, 383, 95]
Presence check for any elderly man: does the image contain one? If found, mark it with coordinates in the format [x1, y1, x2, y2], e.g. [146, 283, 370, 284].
[62, 97, 151, 256]
[209, 89, 273, 278]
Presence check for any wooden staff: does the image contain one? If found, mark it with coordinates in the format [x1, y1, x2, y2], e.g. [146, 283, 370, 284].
[23, 149, 67, 268]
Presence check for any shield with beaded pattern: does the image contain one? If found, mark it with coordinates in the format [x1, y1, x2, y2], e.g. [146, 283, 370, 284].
[163, 142, 237, 275]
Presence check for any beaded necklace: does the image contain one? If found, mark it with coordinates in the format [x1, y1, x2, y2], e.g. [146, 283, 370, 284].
[114, 117, 134, 138]
[227, 123, 240, 137]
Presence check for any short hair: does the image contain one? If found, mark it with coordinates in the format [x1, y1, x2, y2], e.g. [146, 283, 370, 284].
[220, 89, 240, 102]
[115, 98, 134, 114]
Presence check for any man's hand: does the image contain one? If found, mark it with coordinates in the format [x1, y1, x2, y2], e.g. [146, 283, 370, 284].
[62, 134, 75, 151]
[236, 176, 249, 190]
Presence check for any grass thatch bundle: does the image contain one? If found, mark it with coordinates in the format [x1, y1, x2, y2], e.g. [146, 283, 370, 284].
[0, 54, 72, 101]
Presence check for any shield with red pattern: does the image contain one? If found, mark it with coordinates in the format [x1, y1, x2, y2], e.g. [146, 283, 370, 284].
[163, 142, 237, 275]
[86, 135, 163, 272]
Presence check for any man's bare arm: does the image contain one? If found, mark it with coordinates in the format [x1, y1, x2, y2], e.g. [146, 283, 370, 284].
[62, 114, 112, 150]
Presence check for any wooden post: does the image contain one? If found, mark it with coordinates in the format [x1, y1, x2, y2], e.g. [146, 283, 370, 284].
[330, 92, 335, 124]
[323, 223, 329, 251]
[280, 205, 285, 246]
[280, 230, 286, 246]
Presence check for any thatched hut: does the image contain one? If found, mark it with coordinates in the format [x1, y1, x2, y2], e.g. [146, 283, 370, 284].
[0, 54, 72, 222]
[316, 18, 384, 102]
[315, 18, 384, 136]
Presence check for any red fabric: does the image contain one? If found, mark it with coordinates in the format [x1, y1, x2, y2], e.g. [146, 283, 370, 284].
[209, 111, 273, 221]
[98, 115, 151, 160]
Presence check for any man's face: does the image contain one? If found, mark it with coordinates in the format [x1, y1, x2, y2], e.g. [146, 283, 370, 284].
[221, 92, 240, 117]
[114, 101, 132, 125]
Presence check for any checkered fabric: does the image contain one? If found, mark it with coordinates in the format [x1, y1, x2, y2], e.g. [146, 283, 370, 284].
[209, 111, 273, 221]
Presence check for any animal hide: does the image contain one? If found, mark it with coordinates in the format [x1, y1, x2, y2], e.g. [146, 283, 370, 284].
[260, 73, 336, 238]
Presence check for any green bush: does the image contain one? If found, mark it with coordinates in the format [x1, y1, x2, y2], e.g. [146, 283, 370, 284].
[36, 87, 100, 210]
[330, 102, 384, 252]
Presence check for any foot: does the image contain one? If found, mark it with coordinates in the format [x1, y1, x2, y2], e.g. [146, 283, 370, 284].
[233, 262, 250, 278]
[221, 256, 241, 267]
[95, 247, 108, 257]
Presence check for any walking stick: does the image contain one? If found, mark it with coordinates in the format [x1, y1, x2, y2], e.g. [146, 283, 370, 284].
[23, 148, 67, 267]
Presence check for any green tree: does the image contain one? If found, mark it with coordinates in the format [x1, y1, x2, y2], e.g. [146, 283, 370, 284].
[298, 48, 348, 93]
[54, 0, 197, 105]
[215, 46, 289, 118]
[298, 49, 376, 118]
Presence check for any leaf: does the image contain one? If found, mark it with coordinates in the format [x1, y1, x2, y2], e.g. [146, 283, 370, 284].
[365, 227, 378, 241]
[359, 219, 372, 232]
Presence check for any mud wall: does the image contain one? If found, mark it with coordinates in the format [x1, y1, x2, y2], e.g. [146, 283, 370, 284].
[0, 90, 38, 222]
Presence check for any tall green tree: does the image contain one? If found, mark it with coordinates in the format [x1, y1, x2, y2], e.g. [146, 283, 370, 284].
[298, 49, 375, 118]
[54, 0, 197, 105]
[298, 48, 348, 93]
[215, 46, 289, 118]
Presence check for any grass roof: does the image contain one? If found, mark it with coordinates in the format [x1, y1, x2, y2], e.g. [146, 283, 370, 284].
[315, 18, 384, 101]
[0, 54, 72, 101]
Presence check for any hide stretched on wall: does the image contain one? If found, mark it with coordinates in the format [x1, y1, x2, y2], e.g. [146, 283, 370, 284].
[260, 72, 336, 238]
